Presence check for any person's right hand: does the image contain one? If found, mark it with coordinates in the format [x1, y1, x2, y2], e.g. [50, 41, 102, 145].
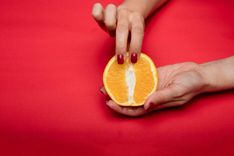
[92, 3, 145, 64]
[100, 62, 208, 117]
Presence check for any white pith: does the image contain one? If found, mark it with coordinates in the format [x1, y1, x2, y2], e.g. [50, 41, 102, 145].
[125, 65, 136, 104]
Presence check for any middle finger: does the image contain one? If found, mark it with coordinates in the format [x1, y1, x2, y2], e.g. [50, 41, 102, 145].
[116, 10, 130, 64]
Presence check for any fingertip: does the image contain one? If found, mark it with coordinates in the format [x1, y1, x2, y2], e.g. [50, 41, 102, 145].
[144, 103, 150, 110]
[106, 100, 115, 107]
[106, 101, 115, 110]
[106, 3, 116, 8]
[144, 92, 160, 110]
[106, 100, 121, 112]
[144, 102, 153, 110]
[106, 100, 112, 107]
[92, 3, 103, 21]
[116, 53, 125, 64]
[93, 3, 103, 11]
[130, 52, 138, 64]
[99, 86, 106, 94]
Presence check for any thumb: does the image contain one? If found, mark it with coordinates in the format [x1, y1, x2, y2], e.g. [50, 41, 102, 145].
[144, 87, 176, 110]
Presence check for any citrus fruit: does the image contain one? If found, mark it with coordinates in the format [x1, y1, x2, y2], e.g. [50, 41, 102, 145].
[103, 53, 158, 106]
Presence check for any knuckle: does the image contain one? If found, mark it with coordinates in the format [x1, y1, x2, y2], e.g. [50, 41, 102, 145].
[130, 12, 144, 23]
[171, 86, 186, 97]
[132, 26, 144, 35]
[132, 12, 144, 19]
[182, 62, 199, 70]
[117, 23, 128, 32]
[187, 62, 198, 68]
[117, 8, 128, 15]
[117, 9, 129, 20]
[116, 44, 125, 52]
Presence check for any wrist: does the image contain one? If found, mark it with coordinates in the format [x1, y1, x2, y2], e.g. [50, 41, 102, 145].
[196, 64, 214, 93]
[197, 57, 234, 93]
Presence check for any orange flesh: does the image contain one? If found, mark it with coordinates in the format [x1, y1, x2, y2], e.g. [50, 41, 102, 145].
[103, 53, 157, 106]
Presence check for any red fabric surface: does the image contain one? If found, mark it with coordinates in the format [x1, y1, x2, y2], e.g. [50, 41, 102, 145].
[0, 0, 234, 155]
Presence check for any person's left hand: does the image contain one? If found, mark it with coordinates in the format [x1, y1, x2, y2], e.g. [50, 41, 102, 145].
[92, 3, 145, 64]
[100, 62, 207, 117]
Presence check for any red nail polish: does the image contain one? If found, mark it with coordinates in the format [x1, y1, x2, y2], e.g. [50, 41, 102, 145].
[117, 54, 124, 64]
[131, 52, 138, 63]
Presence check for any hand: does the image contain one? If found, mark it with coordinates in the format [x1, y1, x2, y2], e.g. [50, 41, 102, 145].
[100, 62, 207, 117]
[92, 3, 145, 64]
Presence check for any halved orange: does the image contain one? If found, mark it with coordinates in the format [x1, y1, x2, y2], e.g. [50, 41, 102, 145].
[103, 53, 158, 106]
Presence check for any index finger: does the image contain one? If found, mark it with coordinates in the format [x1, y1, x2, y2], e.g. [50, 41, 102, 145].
[115, 10, 130, 63]
[106, 100, 146, 117]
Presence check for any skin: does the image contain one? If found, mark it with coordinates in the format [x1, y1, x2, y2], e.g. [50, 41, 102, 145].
[92, 1, 234, 116]
[92, 0, 168, 62]
[101, 57, 234, 117]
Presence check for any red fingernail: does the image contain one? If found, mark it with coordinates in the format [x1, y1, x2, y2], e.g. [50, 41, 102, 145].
[144, 102, 154, 110]
[131, 52, 138, 63]
[117, 54, 124, 64]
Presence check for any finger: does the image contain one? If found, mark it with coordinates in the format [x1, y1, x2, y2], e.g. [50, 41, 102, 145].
[116, 10, 129, 64]
[104, 4, 117, 37]
[99, 86, 110, 100]
[100, 87, 107, 95]
[92, 3, 105, 30]
[144, 87, 178, 110]
[106, 100, 146, 117]
[129, 13, 144, 63]
[152, 100, 186, 111]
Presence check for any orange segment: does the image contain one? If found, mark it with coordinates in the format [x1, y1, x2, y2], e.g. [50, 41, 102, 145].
[134, 55, 157, 104]
[103, 53, 158, 106]
[105, 61, 128, 103]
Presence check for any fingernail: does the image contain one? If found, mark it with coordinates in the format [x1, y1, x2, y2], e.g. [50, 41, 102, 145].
[144, 102, 154, 110]
[106, 101, 112, 107]
[99, 87, 104, 94]
[131, 52, 138, 64]
[117, 54, 124, 64]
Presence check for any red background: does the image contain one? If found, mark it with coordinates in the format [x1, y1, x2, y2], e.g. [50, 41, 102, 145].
[0, 0, 234, 155]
